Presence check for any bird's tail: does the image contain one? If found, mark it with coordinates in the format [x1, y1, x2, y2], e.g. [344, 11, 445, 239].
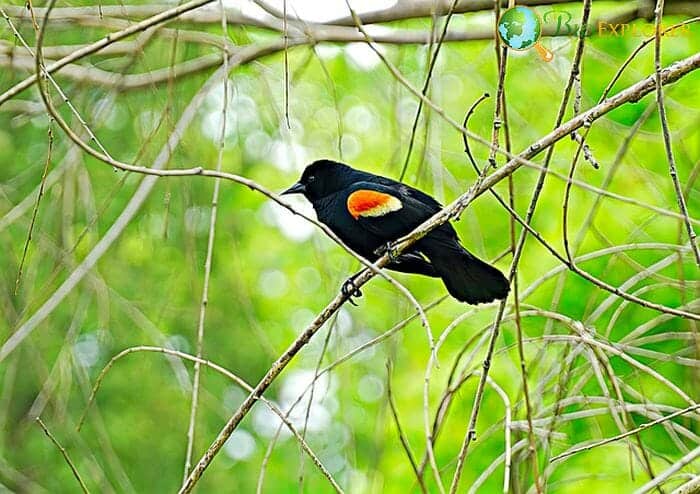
[420, 240, 509, 304]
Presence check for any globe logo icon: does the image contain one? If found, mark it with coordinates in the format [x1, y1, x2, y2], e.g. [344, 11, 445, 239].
[497, 6, 553, 62]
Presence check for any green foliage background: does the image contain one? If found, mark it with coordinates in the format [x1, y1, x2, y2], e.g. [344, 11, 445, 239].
[0, 1, 698, 492]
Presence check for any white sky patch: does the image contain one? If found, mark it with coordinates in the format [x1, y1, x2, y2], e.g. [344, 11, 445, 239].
[269, 140, 307, 172]
[346, 469, 369, 493]
[280, 370, 333, 432]
[288, 401, 331, 433]
[252, 405, 290, 439]
[357, 374, 384, 403]
[138, 110, 160, 136]
[315, 44, 342, 60]
[343, 105, 378, 134]
[279, 369, 334, 404]
[201, 84, 261, 142]
[313, 106, 343, 129]
[290, 307, 317, 332]
[165, 334, 190, 354]
[321, 394, 340, 415]
[322, 453, 347, 474]
[336, 308, 353, 336]
[204, 80, 230, 110]
[344, 42, 384, 71]
[223, 429, 257, 461]
[245, 0, 397, 23]
[340, 134, 361, 161]
[223, 385, 247, 412]
[73, 333, 101, 368]
[200, 111, 233, 141]
[397, 97, 419, 125]
[252, 369, 336, 439]
[184, 206, 210, 236]
[324, 423, 352, 453]
[295, 266, 322, 294]
[341, 330, 377, 361]
[262, 196, 316, 243]
[258, 269, 289, 298]
[244, 130, 272, 160]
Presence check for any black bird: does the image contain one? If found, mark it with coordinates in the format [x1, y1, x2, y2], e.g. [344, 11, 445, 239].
[282, 159, 509, 304]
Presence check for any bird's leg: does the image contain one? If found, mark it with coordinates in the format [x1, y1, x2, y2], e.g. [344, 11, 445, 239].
[341, 272, 363, 306]
[374, 241, 399, 262]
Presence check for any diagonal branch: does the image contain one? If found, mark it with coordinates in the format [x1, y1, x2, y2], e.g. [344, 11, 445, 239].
[550, 403, 700, 463]
[178, 52, 700, 493]
[653, 0, 700, 266]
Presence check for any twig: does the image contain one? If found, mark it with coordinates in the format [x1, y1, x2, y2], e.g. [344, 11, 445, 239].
[468, 440, 527, 494]
[451, 2, 592, 491]
[35, 417, 90, 494]
[487, 0, 509, 169]
[0, 7, 113, 161]
[0, 22, 241, 366]
[534, 331, 697, 406]
[487, 374, 512, 494]
[337, 2, 700, 323]
[551, 404, 700, 463]
[511, 397, 700, 443]
[0, 152, 68, 233]
[387, 362, 429, 494]
[562, 16, 700, 265]
[633, 446, 700, 494]
[0, 7, 676, 101]
[14, 122, 53, 295]
[588, 341, 660, 486]
[417, 316, 490, 478]
[182, 0, 231, 479]
[398, 0, 459, 181]
[26, 295, 90, 420]
[587, 244, 689, 323]
[491, 0, 541, 489]
[282, 0, 290, 129]
[671, 476, 700, 494]
[6, 0, 678, 28]
[0, 51, 225, 90]
[0, 0, 217, 105]
[78, 346, 343, 492]
[22, 47, 696, 490]
[6, 10, 700, 490]
[31, 0, 436, 369]
[551, 101, 656, 324]
[653, 0, 700, 266]
[257, 297, 447, 492]
[329, 0, 623, 26]
[463, 81, 541, 493]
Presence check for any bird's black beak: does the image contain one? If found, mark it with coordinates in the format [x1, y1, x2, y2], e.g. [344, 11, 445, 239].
[281, 181, 306, 196]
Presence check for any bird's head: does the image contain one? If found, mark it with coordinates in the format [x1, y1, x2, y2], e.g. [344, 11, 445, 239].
[282, 159, 358, 202]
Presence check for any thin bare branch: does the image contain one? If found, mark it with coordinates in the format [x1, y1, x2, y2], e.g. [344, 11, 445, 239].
[35, 417, 90, 494]
[551, 404, 700, 463]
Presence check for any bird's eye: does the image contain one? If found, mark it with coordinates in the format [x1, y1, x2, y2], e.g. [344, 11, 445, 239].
[308, 175, 316, 183]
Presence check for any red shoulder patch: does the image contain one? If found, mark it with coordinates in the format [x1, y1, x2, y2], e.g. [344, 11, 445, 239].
[347, 190, 402, 220]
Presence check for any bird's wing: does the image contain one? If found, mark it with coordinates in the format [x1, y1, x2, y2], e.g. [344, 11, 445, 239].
[345, 181, 445, 241]
[372, 176, 444, 211]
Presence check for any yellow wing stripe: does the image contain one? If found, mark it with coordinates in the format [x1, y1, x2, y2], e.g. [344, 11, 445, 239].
[347, 190, 402, 220]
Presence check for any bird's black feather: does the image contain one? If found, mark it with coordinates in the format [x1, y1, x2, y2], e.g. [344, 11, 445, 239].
[283, 159, 509, 304]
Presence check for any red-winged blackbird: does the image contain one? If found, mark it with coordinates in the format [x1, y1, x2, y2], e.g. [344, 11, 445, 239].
[282, 159, 509, 304]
